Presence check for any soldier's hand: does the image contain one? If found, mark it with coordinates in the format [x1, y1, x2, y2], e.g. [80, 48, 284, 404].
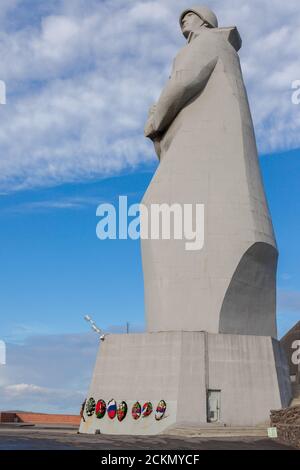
[144, 116, 156, 138]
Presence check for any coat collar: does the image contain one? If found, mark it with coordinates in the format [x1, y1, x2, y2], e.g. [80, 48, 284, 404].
[187, 26, 208, 44]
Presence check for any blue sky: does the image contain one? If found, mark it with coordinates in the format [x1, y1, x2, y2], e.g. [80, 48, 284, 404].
[0, 150, 299, 343]
[0, 0, 300, 413]
[0, 170, 155, 342]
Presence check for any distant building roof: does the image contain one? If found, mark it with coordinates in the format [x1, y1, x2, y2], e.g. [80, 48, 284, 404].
[281, 321, 300, 343]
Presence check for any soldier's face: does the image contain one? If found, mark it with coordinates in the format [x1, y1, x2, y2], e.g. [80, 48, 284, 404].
[181, 12, 204, 37]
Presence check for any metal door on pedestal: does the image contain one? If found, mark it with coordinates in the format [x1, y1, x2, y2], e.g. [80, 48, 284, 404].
[207, 390, 221, 423]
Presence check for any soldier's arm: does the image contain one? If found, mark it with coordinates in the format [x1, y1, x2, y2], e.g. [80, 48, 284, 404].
[148, 40, 218, 137]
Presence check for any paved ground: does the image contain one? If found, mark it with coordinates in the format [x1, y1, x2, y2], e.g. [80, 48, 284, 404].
[0, 427, 297, 450]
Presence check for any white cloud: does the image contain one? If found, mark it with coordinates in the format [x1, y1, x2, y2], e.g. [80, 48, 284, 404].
[5, 383, 48, 395]
[0, 332, 97, 413]
[0, 0, 299, 192]
[5, 196, 102, 213]
[0, 324, 144, 413]
[1, 383, 85, 413]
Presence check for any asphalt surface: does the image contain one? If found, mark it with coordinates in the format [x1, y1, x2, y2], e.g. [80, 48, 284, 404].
[0, 427, 297, 450]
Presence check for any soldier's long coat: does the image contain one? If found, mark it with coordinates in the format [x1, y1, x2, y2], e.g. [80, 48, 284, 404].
[142, 26, 278, 337]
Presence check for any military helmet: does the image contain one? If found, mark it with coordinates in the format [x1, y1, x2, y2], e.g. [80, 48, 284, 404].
[179, 5, 218, 29]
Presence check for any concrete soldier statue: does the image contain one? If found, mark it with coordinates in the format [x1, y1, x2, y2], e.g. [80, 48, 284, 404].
[80, 6, 291, 436]
[142, 5, 278, 337]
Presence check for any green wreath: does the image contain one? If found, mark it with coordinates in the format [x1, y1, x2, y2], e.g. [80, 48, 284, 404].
[86, 397, 96, 417]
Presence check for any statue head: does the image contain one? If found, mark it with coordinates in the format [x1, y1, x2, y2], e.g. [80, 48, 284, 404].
[180, 5, 218, 38]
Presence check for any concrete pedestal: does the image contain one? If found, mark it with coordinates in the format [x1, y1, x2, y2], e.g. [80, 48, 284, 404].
[79, 332, 292, 435]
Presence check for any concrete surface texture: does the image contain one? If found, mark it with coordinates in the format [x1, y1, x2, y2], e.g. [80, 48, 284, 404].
[80, 332, 291, 435]
[142, 5, 278, 336]
[0, 426, 296, 450]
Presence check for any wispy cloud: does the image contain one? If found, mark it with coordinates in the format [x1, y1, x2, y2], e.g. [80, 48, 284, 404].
[0, 332, 98, 412]
[1, 189, 146, 213]
[2, 323, 53, 343]
[5, 196, 104, 213]
[280, 273, 292, 281]
[0, 324, 145, 413]
[0, 0, 300, 193]
[0, 383, 85, 413]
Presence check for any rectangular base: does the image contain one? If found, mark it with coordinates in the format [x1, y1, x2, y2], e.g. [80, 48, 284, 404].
[79, 332, 292, 435]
